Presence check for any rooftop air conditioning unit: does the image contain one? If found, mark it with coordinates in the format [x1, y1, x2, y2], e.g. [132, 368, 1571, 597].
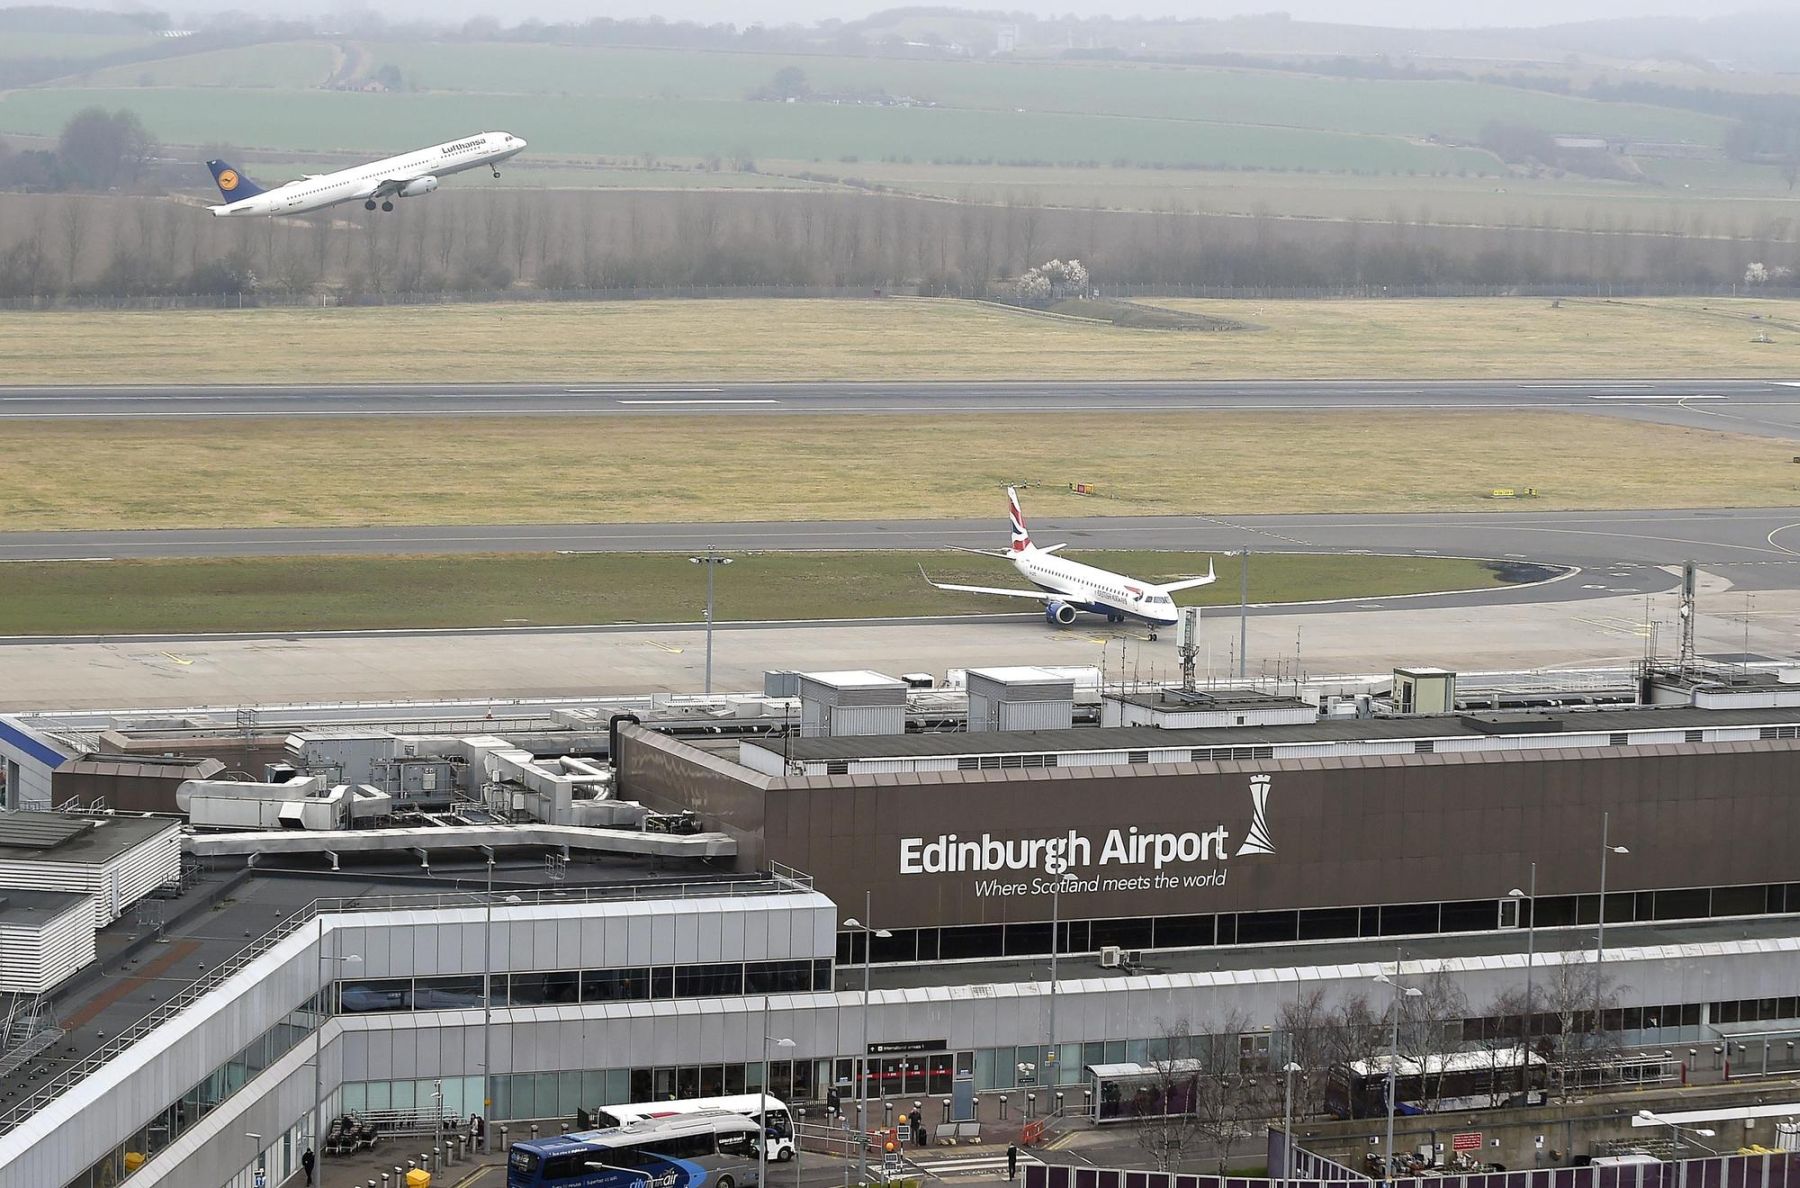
[1100, 946, 1123, 968]
[1124, 950, 1143, 967]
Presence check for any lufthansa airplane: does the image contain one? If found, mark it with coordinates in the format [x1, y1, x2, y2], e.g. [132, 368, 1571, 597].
[920, 487, 1217, 638]
[206, 131, 526, 217]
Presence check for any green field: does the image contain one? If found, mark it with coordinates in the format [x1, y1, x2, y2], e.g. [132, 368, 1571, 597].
[74, 41, 339, 89]
[0, 551, 1519, 635]
[0, 86, 1497, 172]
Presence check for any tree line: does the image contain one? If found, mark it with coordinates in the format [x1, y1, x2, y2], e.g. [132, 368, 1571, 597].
[0, 185, 1796, 301]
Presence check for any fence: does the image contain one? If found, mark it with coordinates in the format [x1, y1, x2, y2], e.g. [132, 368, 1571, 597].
[1026, 1152, 1800, 1188]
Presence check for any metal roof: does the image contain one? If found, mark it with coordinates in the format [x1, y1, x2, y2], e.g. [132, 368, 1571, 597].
[0, 814, 92, 850]
[0, 812, 179, 863]
[752, 704, 1800, 763]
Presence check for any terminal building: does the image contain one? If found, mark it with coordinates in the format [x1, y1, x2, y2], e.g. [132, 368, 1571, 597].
[0, 661, 1797, 1188]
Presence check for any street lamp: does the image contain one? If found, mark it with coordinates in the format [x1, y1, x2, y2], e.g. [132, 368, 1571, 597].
[1281, 1062, 1302, 1188]
[1508, 860, 1538, 1098]
[1595, 812, 1630, 1040]
[761, 998, 796, 1188]
[1638, 1109, 1718, 1156]
[1046, 869, 1081, 1092]
[688, 549, 734, 694]
[1373, 957, 1424, 1184]
[1232, 549, 1250, 680]
[311, 918, 362, 1167]
[843, 897, 891, 1188]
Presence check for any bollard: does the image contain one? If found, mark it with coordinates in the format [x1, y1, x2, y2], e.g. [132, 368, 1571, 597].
[420, 1153, 429, 1173]
[999, 1095, 1009, 1121]
[1026, 1093, 1036, 1120]
[407, 1160, 417, 1172]
[383, 1175, 392, 1188]
[883, 1101, 893, 1126]
[531, 1123, 540, 1142]
[1054, 1092, 1064, 1114]
[500, 1124, 510, 1152]
[562, 1122, 571, 1135]
[941, 1098, 952, 1124]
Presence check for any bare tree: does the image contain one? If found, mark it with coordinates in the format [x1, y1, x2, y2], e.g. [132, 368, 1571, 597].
[1543, 956, 1625, 1099]
[1132, 1018, 1203, 1172]
[1188, 1011, 1270, 1175]
[1473, 986, 1534, 1107]
[1394, 965, 1469, 1114]
[1318, 993, 1384, 1119]
[57, 199, 88, 291]
[1276, 988, 1332, 1121]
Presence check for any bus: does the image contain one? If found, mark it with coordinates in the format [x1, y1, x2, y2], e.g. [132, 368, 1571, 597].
[507, 1111, 763, 1188]
[1325, 1049, 1548, 1119]
[591, 1096, 796, 1161]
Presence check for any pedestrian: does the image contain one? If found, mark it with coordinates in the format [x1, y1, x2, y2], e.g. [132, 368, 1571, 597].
[826, 1086, 841, 1115]
[300, 1147, 315, 1186]
[1007, 1142, 1019, 1181]
[472, 1113, 485, 1151]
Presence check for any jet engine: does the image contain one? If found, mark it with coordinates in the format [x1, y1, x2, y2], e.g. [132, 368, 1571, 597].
[399, 176, 440, 197]
[1044, 601, 1078, 626]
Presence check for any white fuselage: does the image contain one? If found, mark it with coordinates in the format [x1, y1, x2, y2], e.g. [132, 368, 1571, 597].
[209, 131, 526, 217]
[1012, 547, 1181, 626]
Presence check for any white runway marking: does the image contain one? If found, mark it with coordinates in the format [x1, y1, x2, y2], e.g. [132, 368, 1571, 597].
[615, 399, 781, 405]
[1586, 393, 1722, 401]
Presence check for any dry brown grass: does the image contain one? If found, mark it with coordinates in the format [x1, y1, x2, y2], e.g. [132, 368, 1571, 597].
[3, 409, 1793, 530]
[5, 296, 1800, 384]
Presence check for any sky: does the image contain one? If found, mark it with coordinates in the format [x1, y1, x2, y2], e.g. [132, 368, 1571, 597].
[172, 0, 1791, 28]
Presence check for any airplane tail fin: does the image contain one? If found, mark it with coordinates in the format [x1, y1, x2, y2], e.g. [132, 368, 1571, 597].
[1006, 486, 1034, 554]
[206, 159, 265, 202]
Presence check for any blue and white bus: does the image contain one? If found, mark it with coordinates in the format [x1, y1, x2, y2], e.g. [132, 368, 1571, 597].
[594, 1096, 796, 1162]
[508, 1111, 764, 1188]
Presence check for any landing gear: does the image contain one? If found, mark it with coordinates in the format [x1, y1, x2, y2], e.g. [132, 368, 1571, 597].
[492, 169, 501, 178]
[380, 200, 394, 212]
[364, 200, 376, 210]
[1148, 630, 1159, 641]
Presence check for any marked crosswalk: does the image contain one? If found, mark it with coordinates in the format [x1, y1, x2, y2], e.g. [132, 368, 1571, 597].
[907, 1151, 1044, 1179]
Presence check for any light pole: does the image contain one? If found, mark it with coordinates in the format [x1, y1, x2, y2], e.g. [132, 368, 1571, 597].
[1508, 861, 1537, 1098]
[1373, 956, 1423, 1184]
[794, 1105, 806, 1188]
[481, 848, 494, 1151]
[1594, 813, 1630, 1045]
[311, 916, 361, 1165]
[432, 1078, 444, 1174]
[1046, 869, 1080, 1092]
[688, 550, 734, 694]
[1638, 1110, 1718, 1156]
[762, 998, 796, 1188]
[1236, 550, 1249, 680]
[1281, 1061, 1302, 1188]
[842, 898, 891, 1188]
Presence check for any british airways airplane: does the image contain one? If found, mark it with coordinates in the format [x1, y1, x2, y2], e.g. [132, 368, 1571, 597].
[206, 130, 526, 216]
[920, 487, 1217, 638]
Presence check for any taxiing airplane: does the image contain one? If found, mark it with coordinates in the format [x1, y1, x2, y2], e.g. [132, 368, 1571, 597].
[920, 487, 1217, 638]
[205, 131, 527, 217]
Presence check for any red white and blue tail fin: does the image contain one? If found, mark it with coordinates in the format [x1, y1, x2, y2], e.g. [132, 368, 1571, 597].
[1006, 486, 1034, 554]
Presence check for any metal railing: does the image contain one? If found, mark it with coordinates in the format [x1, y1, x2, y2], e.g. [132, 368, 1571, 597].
[0, 869, 812, 1139]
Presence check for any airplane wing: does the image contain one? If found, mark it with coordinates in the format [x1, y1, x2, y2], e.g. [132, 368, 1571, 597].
[368, 175, 428, 198]
[919, 564, 1058, 602]
[944, 544, 1012, 558]
[1160, 560, 1218, 593]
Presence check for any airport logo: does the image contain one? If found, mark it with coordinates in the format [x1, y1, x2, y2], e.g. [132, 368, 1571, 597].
[217, 168, 240, 192]
[1234, 774, 1276, 857]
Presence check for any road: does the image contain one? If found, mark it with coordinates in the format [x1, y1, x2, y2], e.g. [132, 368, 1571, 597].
[5, 508, 1798, 588]
[5, 378, 1800, 436]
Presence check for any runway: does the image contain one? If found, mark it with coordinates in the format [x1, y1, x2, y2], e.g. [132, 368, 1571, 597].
[6, 378, 1800, 436]
[8, 507, 1800, 586]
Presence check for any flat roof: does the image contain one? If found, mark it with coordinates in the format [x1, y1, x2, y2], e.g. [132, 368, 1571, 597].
[967, 667, 1075, 684]
[750, 704, 1800, 763]
[844, 915, 1800, 994]
[0, 889, 89, 927]
[800, 670, 906, 688]
[0, 812, 179, 864]
[1106, 689, 1313, 711]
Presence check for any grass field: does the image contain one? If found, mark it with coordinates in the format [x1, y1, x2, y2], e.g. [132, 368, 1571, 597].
[6, 298, 1800, 387]
[73, 41, 339, 89]
[0, 410, 1790, 531]
[0, 86, 1496, 173]
[0, 551, 1516, 634]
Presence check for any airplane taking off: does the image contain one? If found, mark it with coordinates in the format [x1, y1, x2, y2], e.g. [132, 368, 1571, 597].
[920, 487, 1217, 639]
[206, 131, 526, 217]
